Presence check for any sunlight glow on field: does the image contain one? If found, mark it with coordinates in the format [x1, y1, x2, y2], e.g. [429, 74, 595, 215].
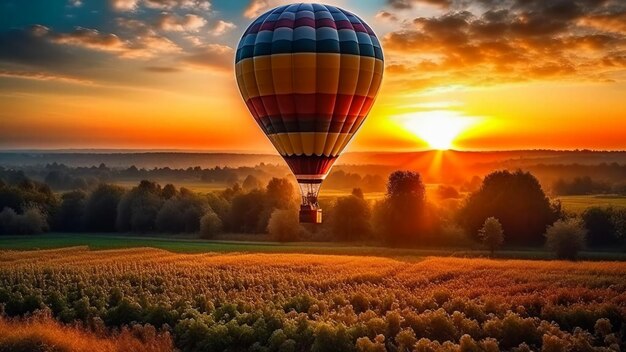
[395, 110, 481, 150]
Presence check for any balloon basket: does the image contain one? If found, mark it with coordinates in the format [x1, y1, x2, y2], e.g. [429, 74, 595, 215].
[299, 207, 322, 224]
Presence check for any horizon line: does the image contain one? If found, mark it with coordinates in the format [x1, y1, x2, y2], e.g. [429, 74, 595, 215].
[1, 148, 626, 154]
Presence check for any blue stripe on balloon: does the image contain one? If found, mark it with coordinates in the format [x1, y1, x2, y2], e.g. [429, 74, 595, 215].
[272, 27, 293, 41]
[295, 10, 314, 19]
[293, 26, 316, 41]
[356, 32, 372, 45]
[338, 29, 358, 42]
[316, 27, 339, 41]
[255, 31, 274, 44]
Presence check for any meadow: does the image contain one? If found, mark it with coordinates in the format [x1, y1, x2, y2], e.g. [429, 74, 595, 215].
[557, 195, 626, 213]
[0, 247, 624, 351]
[2, 234, 626, 261]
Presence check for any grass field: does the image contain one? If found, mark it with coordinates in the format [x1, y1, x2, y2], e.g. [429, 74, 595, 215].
[113, 180, 230, 193]
[558, 194, 626, 212]
[1, 233, 625, 261]
[0, 247, 624, 351]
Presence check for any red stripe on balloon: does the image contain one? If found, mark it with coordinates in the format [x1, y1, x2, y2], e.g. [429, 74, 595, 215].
[283, 155, 338, 176]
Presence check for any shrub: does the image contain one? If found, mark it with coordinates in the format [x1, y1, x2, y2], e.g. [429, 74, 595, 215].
[267, 209, 301, 242]
[545, 218, 587, 260]
[200, 211, 223, 239]
[478, 217, 504, 255]
[581, 207, 624, 247]
[0, 206, 48, 235]
[438, 222, 471, 247]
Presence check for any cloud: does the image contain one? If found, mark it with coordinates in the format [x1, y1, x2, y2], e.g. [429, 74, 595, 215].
[183, 44, 233, 72]
[209, 20, 236, 36]
[0, 26, 81, 68]
[376, 11, 399, 22]
[111, 0, 139, 11]
[0, 23, 182, 62]
[579, 11, 626, 34]
[0, 69, 95, 85]
[387, 0, 451, 10]
[111, 0, 210, 11]
[144, 66, 181, 73]
[52, 27, 128, 53]
[50, 26, 180, 59]
[156, 13, 206, 32]
[244, 0, 270, 19]
[381, 0, 626, 88]
[144, 0, 210, 10]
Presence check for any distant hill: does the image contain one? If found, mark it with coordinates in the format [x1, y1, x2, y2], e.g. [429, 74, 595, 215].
[1, 150, 625, 184]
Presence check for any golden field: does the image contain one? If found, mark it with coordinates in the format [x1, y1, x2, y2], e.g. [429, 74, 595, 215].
[0, 247, 625, 351]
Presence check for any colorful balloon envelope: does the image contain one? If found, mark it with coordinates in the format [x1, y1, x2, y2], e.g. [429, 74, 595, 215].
[235, 3, 384, 223]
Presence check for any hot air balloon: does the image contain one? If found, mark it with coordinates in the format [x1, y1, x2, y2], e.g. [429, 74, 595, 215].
[235, 3, 384, 223]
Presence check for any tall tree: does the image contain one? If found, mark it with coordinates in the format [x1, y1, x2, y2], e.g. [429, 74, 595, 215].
[458, 170, 559, 245]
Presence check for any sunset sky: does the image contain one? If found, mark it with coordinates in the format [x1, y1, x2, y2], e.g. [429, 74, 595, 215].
[1, 0, 625, 152]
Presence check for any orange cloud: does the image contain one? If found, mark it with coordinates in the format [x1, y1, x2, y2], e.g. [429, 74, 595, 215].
[53, 27, 127, 52]
[0, 69, 95, 85]
[382, 0, 626, 90]
[156, 12, 206, 32]
[182, 44, 234, 72]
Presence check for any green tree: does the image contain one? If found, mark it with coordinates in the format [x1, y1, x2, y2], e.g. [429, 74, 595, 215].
[242, 175, 263, 191]
[331, 189, 371, 241]
[55, 190, 87, 232]
[479, 217, 504, 255]
[373, 171, 431, 245]
[84, 184, 125, 232]
[545, 218, 587, 260]
[116, 180, 163, 232]
[266, 177, 295, 209]
[156, 190, 209, 233]
[458, 170, 559, 246]
[581, 207, 623, 247]
[200, 211, 223, 239]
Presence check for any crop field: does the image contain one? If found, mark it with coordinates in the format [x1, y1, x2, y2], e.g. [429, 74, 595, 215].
[0, 247, 624, 351]
[558, 195, 626, 213]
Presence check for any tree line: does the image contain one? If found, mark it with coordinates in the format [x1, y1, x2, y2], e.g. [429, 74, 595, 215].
[1, 169, 625, 257]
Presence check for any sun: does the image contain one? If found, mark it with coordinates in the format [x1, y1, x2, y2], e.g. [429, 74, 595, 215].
[397, 110, 479, 150]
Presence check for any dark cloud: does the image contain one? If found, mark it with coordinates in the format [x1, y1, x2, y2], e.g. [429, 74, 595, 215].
[0, 26, 79, 68]
[183, 44, 233, 72]
[382, 0, 626, 87]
